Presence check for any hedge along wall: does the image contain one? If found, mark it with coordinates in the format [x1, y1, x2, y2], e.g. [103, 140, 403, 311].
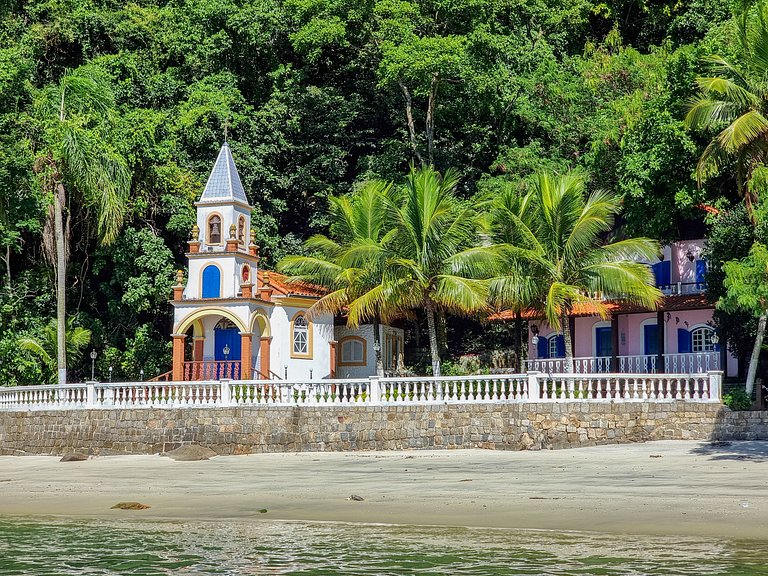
[1, 403, 766, 456]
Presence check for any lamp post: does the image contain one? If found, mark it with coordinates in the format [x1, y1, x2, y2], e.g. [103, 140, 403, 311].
[139, 369, 144, 381]
[108, 366, 113, 383]
[223, 344, 231, 379]
[90, 350, 97, 381]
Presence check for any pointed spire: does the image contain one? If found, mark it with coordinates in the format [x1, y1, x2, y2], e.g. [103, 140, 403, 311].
[198, 142, 249, 204]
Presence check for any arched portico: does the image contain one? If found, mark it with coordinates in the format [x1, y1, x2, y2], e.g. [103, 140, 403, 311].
[249, 310, 273, 379]
[173, 308, 250, 381]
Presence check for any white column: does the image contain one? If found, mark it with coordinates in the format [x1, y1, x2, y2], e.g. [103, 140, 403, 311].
[526, 371, 541, 401]
[368, 376, 381, 405]
[708, 370, 723, 402]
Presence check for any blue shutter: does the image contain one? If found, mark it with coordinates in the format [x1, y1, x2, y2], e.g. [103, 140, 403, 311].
[678, 328, 691, 353]
[651, 261, 671, 287]
[651, 262, 662, 286]
[695, 259, 707, 286]
[555, 335, 565, 358]
[644, 324, 659, 355]
[202, 265, 221, 298]
[537, 336, 548, 359]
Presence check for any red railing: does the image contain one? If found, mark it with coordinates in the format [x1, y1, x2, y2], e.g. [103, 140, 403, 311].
[183, 361, 241, 381]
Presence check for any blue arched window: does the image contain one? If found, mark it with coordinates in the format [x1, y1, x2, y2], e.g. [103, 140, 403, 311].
[201, 265, 221, 298]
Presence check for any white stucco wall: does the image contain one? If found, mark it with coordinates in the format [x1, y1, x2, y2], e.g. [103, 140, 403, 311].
[196, 202, 251, 253]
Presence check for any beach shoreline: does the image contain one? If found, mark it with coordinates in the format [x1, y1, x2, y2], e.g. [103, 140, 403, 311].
[1, 440, 766, 539]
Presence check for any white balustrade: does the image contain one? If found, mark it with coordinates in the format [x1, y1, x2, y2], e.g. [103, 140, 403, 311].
[534, 373, 713, 402]
[525, 353, 720, 375]
[0, 370, 722, 412]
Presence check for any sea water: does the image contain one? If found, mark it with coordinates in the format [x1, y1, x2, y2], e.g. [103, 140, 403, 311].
[0, 518, 767, 575]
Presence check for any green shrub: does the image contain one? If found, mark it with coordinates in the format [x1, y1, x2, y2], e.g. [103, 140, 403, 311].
[723, 389, 752, 411]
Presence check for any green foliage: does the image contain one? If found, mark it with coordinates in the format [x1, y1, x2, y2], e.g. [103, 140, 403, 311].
[17, 318, 91, 384]
[723, 387, 752, 410]
[0, 0, 751, 382]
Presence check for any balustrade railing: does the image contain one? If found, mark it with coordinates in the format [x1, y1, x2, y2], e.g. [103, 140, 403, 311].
[0, 371, 722, 411]
[183, 361, 241, 381]
[525, 352, 719, 375]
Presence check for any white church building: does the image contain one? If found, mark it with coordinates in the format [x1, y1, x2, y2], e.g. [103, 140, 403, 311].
[169, 142, 404, 382]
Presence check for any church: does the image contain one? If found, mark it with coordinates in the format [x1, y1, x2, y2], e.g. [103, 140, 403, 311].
[168, 142, 404, 382]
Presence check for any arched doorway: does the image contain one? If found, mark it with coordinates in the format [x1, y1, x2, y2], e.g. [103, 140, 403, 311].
[214, 318, 241, 379]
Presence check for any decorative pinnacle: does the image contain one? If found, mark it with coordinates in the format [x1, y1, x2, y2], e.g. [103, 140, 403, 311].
[175, 269, 184, 285]
[250, 229, 257, 245]
[229, 223, 237, 240]
[191, 224, 200, 241]
[263, 271, 270, 286]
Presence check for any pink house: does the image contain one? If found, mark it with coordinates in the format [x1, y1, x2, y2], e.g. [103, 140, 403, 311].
[497, 240, 738, 377]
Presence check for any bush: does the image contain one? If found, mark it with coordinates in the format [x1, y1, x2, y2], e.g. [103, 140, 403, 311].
[723, 388, 752, 411]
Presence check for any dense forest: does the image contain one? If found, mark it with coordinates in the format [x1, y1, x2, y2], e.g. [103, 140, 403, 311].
[0, 0, 759, 384]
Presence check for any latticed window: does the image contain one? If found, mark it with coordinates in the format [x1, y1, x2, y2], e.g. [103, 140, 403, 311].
[548, 335, 560, 359]
[691, 327, 714, 353]
[293, 315, 309, 356]
[208, 215, 222, 244]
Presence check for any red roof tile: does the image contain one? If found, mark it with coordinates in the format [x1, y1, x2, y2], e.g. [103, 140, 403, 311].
[258, 270, 326, 298]
[489, 293, 712, 321]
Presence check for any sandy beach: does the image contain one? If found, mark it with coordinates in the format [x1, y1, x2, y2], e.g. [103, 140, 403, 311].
[0, 440, 766, 539]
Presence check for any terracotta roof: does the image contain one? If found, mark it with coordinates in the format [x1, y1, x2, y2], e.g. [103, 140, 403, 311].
[257, 269, 326, 298]
[489, 293, 712, 321]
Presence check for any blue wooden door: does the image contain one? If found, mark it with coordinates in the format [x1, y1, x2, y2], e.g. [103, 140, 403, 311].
[201, 265, 221, 298]
[595, 327, 612, 357]
[644, 324, 658, 355]
[214, 327, 241, 378]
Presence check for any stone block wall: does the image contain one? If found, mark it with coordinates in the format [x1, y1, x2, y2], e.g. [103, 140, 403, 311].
[2, 402, 763, 456]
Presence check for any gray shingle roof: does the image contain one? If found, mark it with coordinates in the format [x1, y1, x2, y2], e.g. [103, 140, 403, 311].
[198, 142, 249, 204]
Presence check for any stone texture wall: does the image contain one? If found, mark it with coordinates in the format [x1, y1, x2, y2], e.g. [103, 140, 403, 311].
[1, 403, 766, 456]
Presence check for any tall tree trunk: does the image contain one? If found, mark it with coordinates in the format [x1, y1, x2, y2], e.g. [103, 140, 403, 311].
[3, 244, 10, 290]
[514, 310, 522, 372]
[561, 312, 575, 373]
[746, 312, 766, 397]
[54, 182, 67, 385]
[425, 72, 439, 167]
[425, 300, 441, 377]
[398, 81, 424, 166]
[372, 316, 384, 377]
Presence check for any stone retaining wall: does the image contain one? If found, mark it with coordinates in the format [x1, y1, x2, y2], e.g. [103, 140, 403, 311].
[3, 402, 765, 456]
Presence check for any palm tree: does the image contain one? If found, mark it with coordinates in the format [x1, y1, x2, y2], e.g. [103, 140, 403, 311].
[355, 165, 494, 377]
[278, 180, 395, 375]
[684, 7, 768, 212]
[33, 67, 130, 385]
[19, 318, 92, 384]
[488, 170, 662, 373]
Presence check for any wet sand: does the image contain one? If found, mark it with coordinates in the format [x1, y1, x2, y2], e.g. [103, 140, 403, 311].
[0, 440, 766, 538]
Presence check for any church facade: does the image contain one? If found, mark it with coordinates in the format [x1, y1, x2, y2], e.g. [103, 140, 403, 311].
[169, 142, 403, 382]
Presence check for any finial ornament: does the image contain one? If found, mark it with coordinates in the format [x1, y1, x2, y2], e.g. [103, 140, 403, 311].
[224, 119, 229, 143]
[191, 224, 200, 241]
[250, 229, 256, 245]
[263, 271, 270, 286]
[229, 223, 237, 239]
[175, 269, 184, 285]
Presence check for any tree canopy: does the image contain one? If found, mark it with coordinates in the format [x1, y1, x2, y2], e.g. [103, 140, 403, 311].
[0, 0, 758, 382]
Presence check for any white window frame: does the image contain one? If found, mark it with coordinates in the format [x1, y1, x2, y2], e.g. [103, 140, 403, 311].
[691, 326, 715, 353]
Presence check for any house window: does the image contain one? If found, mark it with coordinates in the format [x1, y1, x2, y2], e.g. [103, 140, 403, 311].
[238, 215, 245, 245]
[548, 335, 560, 359]
[208, 215, 222, 244]
[691, 327, 715, 353]
[339, 337, 366, 366]
[291, 313, 311, 358]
